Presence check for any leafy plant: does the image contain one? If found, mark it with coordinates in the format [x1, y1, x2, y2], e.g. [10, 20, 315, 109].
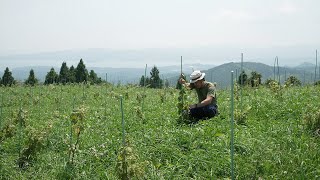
[0, 108, 27, 143]
[303, 108, 320, 136]
[159, 91, 166, 103]
[284, 76, 301, 87]
[136, 93, 146, 104]
[69, 105, 86, 164]
[116, 140, 147, 180]
[234, 106, 251, 125]
[17, 123, 53, 168]
[0, 122, 16, 143]
[177, 74, 190, 124]
[134, 106, 145, 123]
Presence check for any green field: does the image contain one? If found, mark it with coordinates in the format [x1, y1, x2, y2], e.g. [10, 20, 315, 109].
[0, 84, 319, 179]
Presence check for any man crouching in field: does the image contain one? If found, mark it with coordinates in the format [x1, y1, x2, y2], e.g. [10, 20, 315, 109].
[179, 70, 218, 120]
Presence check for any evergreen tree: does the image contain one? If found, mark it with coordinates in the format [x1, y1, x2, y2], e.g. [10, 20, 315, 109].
[59, 62, 69, 84]
[140, 76, 150, 87]
[149, 66, 163, 88]
[75, 59, 88, 83]
[1, 67, 15, 86]
[139, 75, 145, 87]
[238, 70, 248, 86]
[249, 71, 262, 87]
[25, 69, 38, 86]
[69, 65, 76, 83]
[88, 70, 102, 84]
[44, 68, 58, 84]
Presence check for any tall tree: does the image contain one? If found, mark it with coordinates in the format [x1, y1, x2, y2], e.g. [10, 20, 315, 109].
[88, 70, 102, 84]
[139, 75, 150, 87]
[139, 75, 145, 87]
[68, 65, 76, 83]
[25, 69, 38, 86]
[238, 70, 248, 86]
[249, 71, 262, 87]
[1, 67, 15, 86]
[44, 68, 58, 85]
[59, 62, 69, 84]
[75, 59, 88, 83]
[149, 66, 163, 88]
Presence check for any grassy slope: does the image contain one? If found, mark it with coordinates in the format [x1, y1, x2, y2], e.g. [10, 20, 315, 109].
[0, 84, 319, 179]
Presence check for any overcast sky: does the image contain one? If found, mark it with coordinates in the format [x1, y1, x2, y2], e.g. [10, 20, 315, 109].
[0, 0, 319, 68]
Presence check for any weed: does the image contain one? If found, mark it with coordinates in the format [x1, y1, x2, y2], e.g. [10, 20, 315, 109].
[116, 140, 147, 179]
[69, 105, 86, 164]
[17, 123, 53, 169]
[303, 109, 320, 136]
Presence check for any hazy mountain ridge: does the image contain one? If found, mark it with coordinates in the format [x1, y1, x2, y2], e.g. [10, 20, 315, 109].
[0, 48, 219, 69]
[1, 46, 318, 69]
[203, 62, 318, 88]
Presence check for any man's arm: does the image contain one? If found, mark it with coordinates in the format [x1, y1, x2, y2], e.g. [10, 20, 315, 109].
[179, 78, 192, 89]
[190, 95, 213, 108]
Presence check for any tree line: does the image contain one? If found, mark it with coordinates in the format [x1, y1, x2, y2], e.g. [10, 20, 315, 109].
[237, 70, 304, 87]
[0, 59, 102, 86]
[2, 61, 315, 88]
[139, 66, 169, 89]
[0, 59, 169, 88]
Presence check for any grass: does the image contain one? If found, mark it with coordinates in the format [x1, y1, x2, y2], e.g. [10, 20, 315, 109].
[0, 84, 319, 179]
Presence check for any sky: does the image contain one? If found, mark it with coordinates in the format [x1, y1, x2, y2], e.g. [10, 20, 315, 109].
[0, 0, 319, 68]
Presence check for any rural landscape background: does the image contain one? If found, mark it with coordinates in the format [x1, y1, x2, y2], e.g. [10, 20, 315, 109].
[0, 56, 318, 88]
[1, 0, 320, 179]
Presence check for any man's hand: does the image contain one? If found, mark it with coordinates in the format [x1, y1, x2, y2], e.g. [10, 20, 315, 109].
[189, 104, 197, 109]
[179, 78, 186, 85]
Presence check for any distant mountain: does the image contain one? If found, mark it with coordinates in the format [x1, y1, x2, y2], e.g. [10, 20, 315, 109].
[294, 62, 318, 74]
[1, 46, 317, 70]
[295, 62, 315, 68]
[0, 48, 219, 69]
[168, 62, 319, 88]
[206, 62, 317, 88]
[8, 66, 57, 82]
[159, 63, 216, 73]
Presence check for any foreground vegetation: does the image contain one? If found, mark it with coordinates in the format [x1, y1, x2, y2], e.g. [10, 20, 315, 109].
[0, 83, 319, 179]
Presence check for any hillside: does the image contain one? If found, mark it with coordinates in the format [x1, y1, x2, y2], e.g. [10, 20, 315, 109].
[205, 62, 314, 88]
[168, 62, 317, 88]
[0, 85, 319, 179]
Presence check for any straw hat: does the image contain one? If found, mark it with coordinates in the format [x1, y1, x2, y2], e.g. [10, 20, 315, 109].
[190, 70, 205, 83]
